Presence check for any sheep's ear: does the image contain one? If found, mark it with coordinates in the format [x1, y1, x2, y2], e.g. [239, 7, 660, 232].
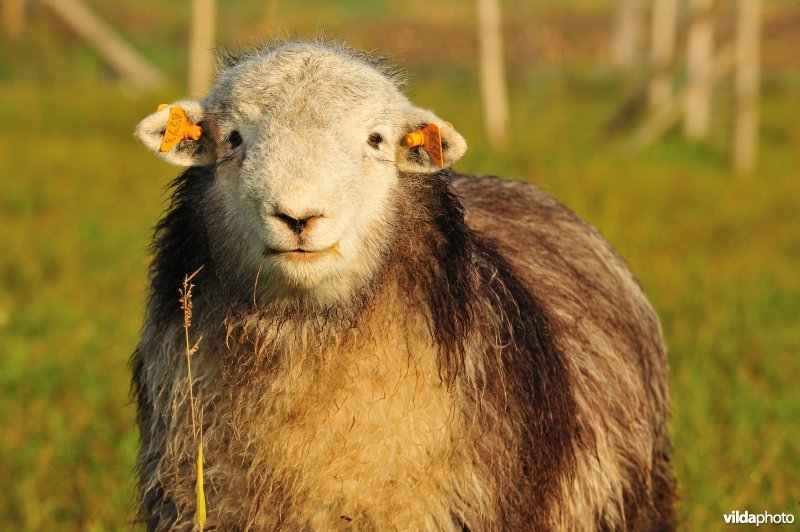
[134, 100, 214, 166]
[396, 108, 467, 173]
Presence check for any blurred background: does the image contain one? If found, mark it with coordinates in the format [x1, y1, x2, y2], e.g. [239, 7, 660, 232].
[0, 0, 797, 529]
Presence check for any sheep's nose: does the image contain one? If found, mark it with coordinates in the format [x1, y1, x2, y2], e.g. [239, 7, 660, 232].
[275, 212, 323, 236]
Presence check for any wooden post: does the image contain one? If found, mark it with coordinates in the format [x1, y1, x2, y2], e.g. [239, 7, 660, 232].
[40, 0, 165, 90]
[684, 0, 715, 140]
[630, 44, 736, 153]
[263, 0, 279, 35]
[611, 0, 643, 69]
[648, 0, 678, 108]
[188, 0, 216, 97]
[476, 0, 509, 147]
[2, 0, 26, 39]
[733, 0, 761, 174]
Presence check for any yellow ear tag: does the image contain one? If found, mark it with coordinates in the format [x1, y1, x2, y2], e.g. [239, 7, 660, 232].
[405, 123, 444, 168]
[158, 105, 203, 153]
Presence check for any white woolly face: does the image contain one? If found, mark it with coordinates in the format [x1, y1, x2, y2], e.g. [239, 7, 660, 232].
[135, 43, 467, 304]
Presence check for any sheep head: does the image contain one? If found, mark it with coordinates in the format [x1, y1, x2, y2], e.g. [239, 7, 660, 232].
[135, 41, 467, 305]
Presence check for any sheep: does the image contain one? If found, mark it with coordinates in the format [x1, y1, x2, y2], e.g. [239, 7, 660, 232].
[132, 40, 676, 531]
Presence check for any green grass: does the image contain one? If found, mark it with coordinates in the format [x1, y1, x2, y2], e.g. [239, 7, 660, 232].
[1, 2, 798, 529]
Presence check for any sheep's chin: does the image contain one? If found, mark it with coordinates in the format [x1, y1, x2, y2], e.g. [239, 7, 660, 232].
[257, 250, 366, 305]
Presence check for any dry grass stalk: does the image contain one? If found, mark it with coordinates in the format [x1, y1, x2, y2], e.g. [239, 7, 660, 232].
[179, 266, 206, 530]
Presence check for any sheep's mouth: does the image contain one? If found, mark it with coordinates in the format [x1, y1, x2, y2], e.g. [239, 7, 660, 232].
[264, 243, 341, 262]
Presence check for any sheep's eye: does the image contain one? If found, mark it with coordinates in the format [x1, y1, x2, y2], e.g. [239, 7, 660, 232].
[367, 132, 383, 150]
[228, 130, 242, 148]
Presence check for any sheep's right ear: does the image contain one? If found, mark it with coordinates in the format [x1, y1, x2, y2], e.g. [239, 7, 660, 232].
[134, 100, 214, 166]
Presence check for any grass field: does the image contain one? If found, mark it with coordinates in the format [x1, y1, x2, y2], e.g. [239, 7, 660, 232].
[1, 1, 798, 529]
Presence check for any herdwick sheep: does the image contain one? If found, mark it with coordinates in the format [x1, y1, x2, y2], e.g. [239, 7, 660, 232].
[132, 40, 676, 531]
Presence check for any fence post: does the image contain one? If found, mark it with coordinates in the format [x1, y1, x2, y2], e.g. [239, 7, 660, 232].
[648, 0, 678, 108]
[40, 0, 165, 90]
[476, 0, 509, 147]
[611, 0, 643, 69]
[188, 0, 216, 97]
[1, 0, 25, 38]
[733, 0, 761, 174]
[684, 0, 715, 140]
[477, 0, 508, 146]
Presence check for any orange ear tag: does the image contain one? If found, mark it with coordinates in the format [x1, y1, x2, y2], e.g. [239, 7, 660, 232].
[158, 105, 203, 152]
[405, 123, 444, 168]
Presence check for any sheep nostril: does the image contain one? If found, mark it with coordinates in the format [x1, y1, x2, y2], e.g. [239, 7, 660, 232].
[275, 213, 304, 235]
[275, 212, 323, 236]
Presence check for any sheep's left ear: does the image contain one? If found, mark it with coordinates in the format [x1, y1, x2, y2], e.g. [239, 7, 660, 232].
[134, 100, 214, 167]
[396, 108, 467, 173]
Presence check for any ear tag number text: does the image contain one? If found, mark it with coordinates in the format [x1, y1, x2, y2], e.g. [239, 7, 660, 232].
[158, 105, 203, 153]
